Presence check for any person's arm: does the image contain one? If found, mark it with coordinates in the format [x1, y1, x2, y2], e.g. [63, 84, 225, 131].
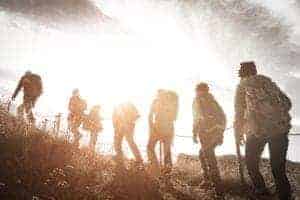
[12, 76, 24, 100]
[148, 101, 155, 133]
[112, 109, 119, 129]
[132, 104, 140, 120]
[213, 98, 227, 128]
[68, 96, 76, 113]
[275, 82, 292, 111]
[234, 83, 246, 144]
[192, 99, 202, 143]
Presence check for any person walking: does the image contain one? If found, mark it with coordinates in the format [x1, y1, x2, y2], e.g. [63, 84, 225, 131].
[11, 70, 43, 125]
[192, 82, 226, 193]
[68, 89, 87, 147]
[113, 102, 142, 164]
[147, 90, 178, 170]
[234, 61, 292, 200]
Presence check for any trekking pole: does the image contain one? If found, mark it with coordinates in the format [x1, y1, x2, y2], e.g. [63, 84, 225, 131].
[159, 141, 163, 166]
[54, 113, 61, 137]
[42, 119, 48, 132]
[235, 131, 245, 185]
[7, 100, 12, 112]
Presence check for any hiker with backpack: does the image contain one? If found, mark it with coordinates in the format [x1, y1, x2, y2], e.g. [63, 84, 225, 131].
[68, 89, 87, 147]
[11, 71, 43, 125]
[192, 83, 226, 193]
[83, 105, 103, 152]
[112, 102, 142, 164]
[147, 89, 179, 169]
[234, 61, 292, 200]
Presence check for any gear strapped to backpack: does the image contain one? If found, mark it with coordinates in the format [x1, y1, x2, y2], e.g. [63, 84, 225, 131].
[155, 90, 179, 122]
[243, 75, 291, 137]
[196, 93, 226, 147]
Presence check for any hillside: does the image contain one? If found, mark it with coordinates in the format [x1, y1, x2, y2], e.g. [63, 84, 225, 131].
[0, 105, 300, 200]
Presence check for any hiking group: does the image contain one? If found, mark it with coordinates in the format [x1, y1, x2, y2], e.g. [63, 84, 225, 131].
[10, 61, 293, 200]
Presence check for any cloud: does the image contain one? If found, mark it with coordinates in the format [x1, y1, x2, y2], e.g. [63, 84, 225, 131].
[0, 0, 110, 32]
[249, 0, 300, 44]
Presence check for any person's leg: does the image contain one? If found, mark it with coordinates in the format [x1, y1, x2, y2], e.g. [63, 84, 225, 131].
[125, 129, 143, 163]
[24, 101, 35, 125]
[206, 147, 221, 184]
[199, 135, 210, 181]
[17, 103, 24, 119]
[147, 133, 159, 167]
[245, 135, 268, 193]
[71, 125, 81, 147]
[69, 115, 82, 147]
[269, 134, 291, 200]
[199, 149, 209, 180]
[89, 132, 98, 152]
[23, 96, 35, 124]
[72, 130, 80, 147]
[163, 134, 173, 168]
[114, 129, 124, 162]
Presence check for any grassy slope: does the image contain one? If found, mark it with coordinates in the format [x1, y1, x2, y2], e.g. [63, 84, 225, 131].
[0, 106, 161, 200]
[0, 105, 299, 199]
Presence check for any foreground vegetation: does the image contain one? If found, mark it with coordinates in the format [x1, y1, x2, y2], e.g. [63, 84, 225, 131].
[0, 105, 299, 200]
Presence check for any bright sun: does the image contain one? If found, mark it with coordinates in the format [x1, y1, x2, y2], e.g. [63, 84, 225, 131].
[6, 0, 236, 157]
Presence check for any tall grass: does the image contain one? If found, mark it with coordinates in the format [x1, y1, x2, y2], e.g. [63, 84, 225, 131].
[0, 103, 299, 199]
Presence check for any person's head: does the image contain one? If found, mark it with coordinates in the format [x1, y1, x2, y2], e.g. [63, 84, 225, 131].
[195, 82, 209, 97]
[239, 61, 257, 78]
[25, 70, 32, 76]
[72, 88, 80, 96]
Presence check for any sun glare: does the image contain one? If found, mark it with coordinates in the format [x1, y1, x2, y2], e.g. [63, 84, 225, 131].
[6, 0, 236, 157]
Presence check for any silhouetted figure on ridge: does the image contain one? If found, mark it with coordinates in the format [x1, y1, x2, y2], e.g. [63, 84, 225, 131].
[192, 82, 226, 194]
[113, 102, 142, 164]
[234, 61, 292, 200]
[68, 89, 87, 147]
[147, 90, 178, 170]
[83, 105, 103, 152]
[11, 70, 43, 125]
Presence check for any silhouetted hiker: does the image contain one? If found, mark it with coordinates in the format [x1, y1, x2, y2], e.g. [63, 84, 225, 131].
[234, 61, 292, 200]
[68, 89, 87, 147]
[192, 83, 226, 193]
[11, 71, 43, 125]
[147, 90, 178, 170]
[83, 105, 103, 152]
[112, 102, 142, 164]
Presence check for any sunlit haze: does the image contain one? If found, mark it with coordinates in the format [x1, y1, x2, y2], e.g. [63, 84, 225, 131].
[0, 0, 299, 161]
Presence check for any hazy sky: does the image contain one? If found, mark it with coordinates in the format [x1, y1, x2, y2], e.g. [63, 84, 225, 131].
[0, 0, 299, 158]
[1, 0, 299, 119]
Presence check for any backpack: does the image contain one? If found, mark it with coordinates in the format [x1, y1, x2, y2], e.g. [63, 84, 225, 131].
[197, 93, 226, 147]
[199, 94, 226, 127]
[120, 103, 139, 123]
[23, 74, 43, 97]
[243, 75, 291, 136]
[69, 96, 87, 114]
[155, 90, 179, 122]
[83, 111, 102, 133]
[113, 103, 139, 132]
